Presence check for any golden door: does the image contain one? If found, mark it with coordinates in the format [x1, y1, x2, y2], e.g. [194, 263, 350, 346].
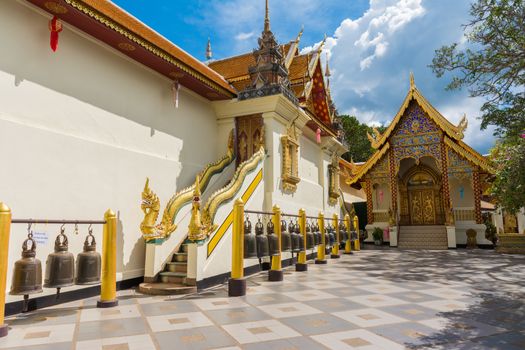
[409, 190, 436, 225]
[236, 115, 264, 165]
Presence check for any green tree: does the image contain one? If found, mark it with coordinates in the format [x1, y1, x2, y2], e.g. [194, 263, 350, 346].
[430, 0, 525, 140]
[340, 115, 387, 163]
[489, 139, 525, 213]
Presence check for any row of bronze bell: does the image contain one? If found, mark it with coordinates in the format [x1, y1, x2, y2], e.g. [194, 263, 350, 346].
[243, 217, 353, 259]
[10, 226, 101, 298]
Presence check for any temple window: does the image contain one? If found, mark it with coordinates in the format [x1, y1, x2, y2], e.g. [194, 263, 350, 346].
[281, 127, 300, 192]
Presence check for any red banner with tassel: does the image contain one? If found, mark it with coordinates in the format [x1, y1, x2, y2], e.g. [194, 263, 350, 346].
[49, 16, 63, 52]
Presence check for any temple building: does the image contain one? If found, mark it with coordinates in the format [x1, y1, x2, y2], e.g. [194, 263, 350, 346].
[343, 74, 496, 249]
[0, 0, 346, 304]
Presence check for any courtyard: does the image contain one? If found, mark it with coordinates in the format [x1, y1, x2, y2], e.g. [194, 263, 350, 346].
[1, 249, 524, 350]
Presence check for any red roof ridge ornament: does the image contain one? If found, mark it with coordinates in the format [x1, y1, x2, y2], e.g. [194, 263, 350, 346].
[49, 16, 62, 52]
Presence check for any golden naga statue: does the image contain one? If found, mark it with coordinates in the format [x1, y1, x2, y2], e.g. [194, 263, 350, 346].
[140, 178, 177, 242]
[188, 176, 206, 242]
[139, 130, 235, 243]
[366, 127, 382, 149]
[456, 114, 468, 139]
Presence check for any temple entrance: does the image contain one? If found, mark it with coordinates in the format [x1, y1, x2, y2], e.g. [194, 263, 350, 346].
[400, 164, 445, 226]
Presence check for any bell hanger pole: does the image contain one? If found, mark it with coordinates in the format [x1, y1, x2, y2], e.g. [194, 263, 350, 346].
[0, 202, 12, 337]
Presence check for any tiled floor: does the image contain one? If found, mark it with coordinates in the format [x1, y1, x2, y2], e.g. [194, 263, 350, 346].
[3, 248, 525, 349]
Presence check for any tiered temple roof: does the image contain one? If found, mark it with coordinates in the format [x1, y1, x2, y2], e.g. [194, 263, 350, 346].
[344, 74, 494, 185]
[209, 30, 337, 136]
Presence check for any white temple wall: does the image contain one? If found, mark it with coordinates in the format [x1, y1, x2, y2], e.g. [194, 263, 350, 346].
[0, 1, 219, 302]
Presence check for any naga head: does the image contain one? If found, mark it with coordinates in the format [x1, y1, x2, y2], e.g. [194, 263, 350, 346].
[142, 178, 160, 212]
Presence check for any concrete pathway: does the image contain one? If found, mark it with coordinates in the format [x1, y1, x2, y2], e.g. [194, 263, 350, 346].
[2, 249, 525, 349]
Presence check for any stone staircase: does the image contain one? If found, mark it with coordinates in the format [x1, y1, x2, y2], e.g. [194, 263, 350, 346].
[139, 243, 197, 295]
[398, 225, 448, 250]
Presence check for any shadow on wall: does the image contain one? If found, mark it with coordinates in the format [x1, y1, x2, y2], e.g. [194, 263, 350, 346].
[117, 212, 146, 281]
[0, 1, 216, 191]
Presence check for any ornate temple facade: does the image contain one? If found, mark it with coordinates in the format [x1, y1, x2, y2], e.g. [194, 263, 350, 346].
[344, 75, 495, 249]
[0, 0, 346, 302]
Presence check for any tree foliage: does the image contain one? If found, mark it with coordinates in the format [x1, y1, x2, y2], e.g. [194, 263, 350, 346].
[340, 115, 387, 163]
[489, 139, 525, 213]
[430, 0, 525, 139]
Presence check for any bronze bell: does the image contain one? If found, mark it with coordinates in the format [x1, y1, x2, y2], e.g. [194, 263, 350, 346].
[10, 237, 43, 296]
[290, 221, 301, 253]
[44, 228, 75, 291]
[306, 223, 315, 250]
[328, 225, 336, 246]
[280, 220, 292, 252]
[267, 220, 279, 256]
[314, 223, 321, 246]
[255, 219, 269, 258]
[243, 217, 257, 259]
[76, 230, 101, 285]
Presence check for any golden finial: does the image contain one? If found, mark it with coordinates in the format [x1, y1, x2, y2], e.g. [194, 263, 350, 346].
[296, 25, 304, 43]
[264, 0, 271, 32]
[325, 53, 331, 78]
[317, 34, 327, 53]
[206, 37, 212, 60]
[410, 71, 415, 89]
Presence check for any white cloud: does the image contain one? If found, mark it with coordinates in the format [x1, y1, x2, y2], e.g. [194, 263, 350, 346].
[235, 31, 255, 41]
[317, 0, 496, 153]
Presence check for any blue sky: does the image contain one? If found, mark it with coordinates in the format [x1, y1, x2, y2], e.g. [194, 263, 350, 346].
[112, 0, 496, 154]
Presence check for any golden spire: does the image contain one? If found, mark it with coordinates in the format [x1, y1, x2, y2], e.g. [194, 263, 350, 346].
[325, 53, 331, 78]
[264, 0, 271, 32]
[317, 34, 327, 53]
[295, 25, 304, 43]
[206, 37, 212, 60]
[410, 71, 415, 89]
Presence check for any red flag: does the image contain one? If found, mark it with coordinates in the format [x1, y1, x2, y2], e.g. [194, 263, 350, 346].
[49, 16, 63, 52]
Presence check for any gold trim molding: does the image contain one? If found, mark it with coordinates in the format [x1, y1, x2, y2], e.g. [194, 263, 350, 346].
[281, 125, 300, 192]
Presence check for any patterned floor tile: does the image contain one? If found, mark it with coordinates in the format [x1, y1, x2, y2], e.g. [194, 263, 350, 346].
[0, 324, 75, 349]
[332, 308, 408, 328]
[299, 281, 348, 290]
[381, 304, 438, 321]
[257, 302, 322, 318]
[192, 297, 250, 311]
[204, 307, 270, 325]
[355, 283, 410, 294]
[280, 313, 357, 335]
[388, 291, 441, 303]
[282, 289, 337, 301]
[76, 317, 148, 341]
[155, 325, 237, 350]
[146, 311, 213, 332]
[417, 299, 470, 312]
[368, 321, 439, 347]
[417, 287, 472, 300]
[243, 293, 297, 306]
[222, 319, 301, 344]
[76, 334, 156, 350]
[306, 298, 365, 313]
[346, 294, 408, 307]
[311, 328, 405, 350]
[241, 336, 327, 350]
[139, 300, 199, 316]
[80, 304, 141, 322]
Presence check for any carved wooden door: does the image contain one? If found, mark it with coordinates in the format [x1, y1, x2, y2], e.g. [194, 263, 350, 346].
[236, 115, 263, 166]
[409, 190, 436, 225]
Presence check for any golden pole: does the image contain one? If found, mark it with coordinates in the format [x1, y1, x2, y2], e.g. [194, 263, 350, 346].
[296, 209, 308, 271]
[229, 198, 246, 296]
[353, 215, 361, 251]
[0, 203, 11, 337]
[331, 213, 340, 258]
[98, 209, 118, 308]
[231, 199, 244, 280]
[315, 212, 327, 264]
[269, 205, 283, 281]
[344, 214, 352, 254]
